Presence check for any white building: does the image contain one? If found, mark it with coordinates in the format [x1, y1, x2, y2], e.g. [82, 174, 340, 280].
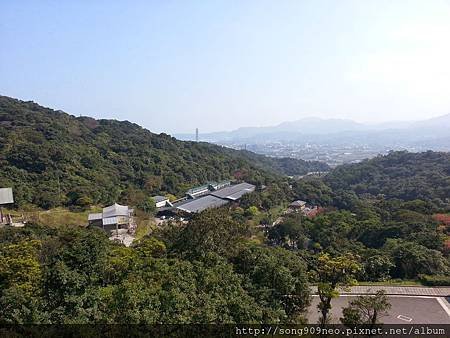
[0, 188, 14, 225]
[88, 203, 134, 233]
[153, 195, 172, 208]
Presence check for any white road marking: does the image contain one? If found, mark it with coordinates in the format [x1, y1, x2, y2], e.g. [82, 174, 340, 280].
[436, 297, 450, 317]
[397, 315, 412, 322]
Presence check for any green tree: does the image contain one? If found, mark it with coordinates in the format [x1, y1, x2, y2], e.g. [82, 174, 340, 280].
[172, 209, 249, 260]
[314, 253, 362, 325]
[0, 240, 42, 296]
[363, 255, 395, 281]
[0, 239, 43, 323]
[233, 245, 310, 323]
[40, 228, 110, 322]
[384, 239, 448, 278]
[134, 237, 166, 258]
[245, 206, 259, 217]
[239, 192, 262, 209]
[138, 197, 157, 215]
[340, 290, 391, 326]
[268, 215, 307, 250]
[104, 246, 137, 285]
[110, 253, 264, 323]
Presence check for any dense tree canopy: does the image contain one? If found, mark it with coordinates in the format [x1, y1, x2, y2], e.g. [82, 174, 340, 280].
[268, 198, 449, 282]
[0, 211, 311, 324]
[325, 151, 450, 207]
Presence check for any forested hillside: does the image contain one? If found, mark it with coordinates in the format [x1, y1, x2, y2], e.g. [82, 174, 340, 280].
[0, 96, 327, 209]
[269, 151, 450, 288]
[0, 210, 311, 324]
[324, 151, 450, 207]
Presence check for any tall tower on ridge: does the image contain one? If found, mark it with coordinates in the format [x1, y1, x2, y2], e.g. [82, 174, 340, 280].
[195, 128, 199, 142]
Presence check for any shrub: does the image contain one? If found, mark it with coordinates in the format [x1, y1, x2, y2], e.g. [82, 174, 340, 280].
[419, 274, 450, 286]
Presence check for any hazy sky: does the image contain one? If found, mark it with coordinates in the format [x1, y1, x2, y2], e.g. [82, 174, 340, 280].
[1, 0, 450, 133]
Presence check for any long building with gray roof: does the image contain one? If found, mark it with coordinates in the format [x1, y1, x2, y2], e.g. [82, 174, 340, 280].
[161, 181, 255, 215]
[210, 182, 255, 201]
[174, 195, 229, 214]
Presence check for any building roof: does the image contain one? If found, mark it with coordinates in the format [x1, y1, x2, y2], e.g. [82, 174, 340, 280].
[0, 188, 14, 204]
[290, 200, 307, 207]
[210, 180, 231, 190]
[305, 207, 324, 218]
[175, 195, 229, 213]
[102, 203, 130, 218]
[88, 203, 132, 226]
[88, 213, 102, 221]
[153, 195, 168, 203]
[210, 182, 255, 201]
[186, 184, 210, 195]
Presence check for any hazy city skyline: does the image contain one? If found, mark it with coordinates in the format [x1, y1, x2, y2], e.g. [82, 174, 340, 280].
[1, 0, 450, 133]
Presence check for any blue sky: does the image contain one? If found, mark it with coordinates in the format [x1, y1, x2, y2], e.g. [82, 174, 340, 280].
[1, 0, 450, 133]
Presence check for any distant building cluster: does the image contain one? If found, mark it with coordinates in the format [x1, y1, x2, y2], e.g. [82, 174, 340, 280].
[86, 180, 255, 243]
[155, 180, 255, 217]
[287, 199, 324, 218]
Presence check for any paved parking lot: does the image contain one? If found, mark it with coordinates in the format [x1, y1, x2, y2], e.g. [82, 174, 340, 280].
[308, 295, 450, 324]
[310, 286, 450, 297]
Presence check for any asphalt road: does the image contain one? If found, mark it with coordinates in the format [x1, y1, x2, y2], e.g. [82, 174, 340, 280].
[308, 295, 450, 324]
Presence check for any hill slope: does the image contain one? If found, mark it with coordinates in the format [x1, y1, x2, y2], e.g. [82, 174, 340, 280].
[0, 95, 328, 208]
[325, 151, 450, 206]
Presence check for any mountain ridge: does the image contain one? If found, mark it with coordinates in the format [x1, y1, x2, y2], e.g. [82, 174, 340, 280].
[175, 114, 450, 142]
[0, 95, 329, 209]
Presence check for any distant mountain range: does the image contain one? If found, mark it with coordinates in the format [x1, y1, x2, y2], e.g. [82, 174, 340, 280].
[174, 114, 450, 150]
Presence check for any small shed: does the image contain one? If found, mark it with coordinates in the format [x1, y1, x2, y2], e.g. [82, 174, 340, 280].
[289, 200, 307, 210]
[153, 195, 172, 208]
[88, 203, 134, 232]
